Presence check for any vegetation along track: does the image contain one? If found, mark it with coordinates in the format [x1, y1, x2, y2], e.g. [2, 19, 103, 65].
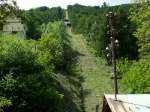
[67, 28, 113, 112]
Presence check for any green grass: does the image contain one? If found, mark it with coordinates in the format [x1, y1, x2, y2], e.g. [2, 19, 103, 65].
[55, 72, 82, 112]
[67, 28, 113, 112]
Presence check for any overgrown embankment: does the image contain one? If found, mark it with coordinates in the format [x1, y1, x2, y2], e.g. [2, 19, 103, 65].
[67, 28, 113, 112]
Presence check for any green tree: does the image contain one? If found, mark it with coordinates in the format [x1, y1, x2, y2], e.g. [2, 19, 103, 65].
[20, 7, 65, 39]
[0, 33, 63, 112]
[0, 21, 70, 111]
[130, 0, 150, 59]
[123, 59, 150, 93]
[68, 4, 138, 58]
[118, 1, 150, 93]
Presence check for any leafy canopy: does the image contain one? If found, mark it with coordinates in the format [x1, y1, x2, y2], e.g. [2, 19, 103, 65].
[130, 0, 150, 59]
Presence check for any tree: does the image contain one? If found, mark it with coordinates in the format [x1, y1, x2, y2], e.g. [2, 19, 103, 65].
[0, 21, 71, 111]
[0, 33, 63, 112]
[68, 4, 138, 59]
[0, 1, 18, 110]
[130, 0, 150, 59]
[117, 1, 150, 94]
[20, 7, 65, 39]
[123, 59, 150, 93]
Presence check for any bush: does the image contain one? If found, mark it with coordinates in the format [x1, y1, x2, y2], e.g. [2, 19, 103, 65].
[0, 24, 66, 111]
[122, 59, 150, 93]
[40, 21, 69, 71]
[0, 34, 41, 75]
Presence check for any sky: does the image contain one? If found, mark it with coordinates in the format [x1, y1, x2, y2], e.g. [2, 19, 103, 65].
[16, 0, 131, 10]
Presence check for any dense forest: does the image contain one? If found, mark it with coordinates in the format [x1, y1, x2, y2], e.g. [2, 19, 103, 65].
[0, 0, 150, 112]
[68, 3, 138, 59]
[68, 2, 150, 93]
[21, 6, 65, 39]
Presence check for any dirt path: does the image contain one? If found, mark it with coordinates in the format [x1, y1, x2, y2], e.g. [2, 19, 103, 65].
[67, 28, 113, 112]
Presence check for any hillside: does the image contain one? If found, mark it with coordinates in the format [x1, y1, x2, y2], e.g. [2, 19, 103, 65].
[0, 1, 150, 112]
[67, 28, 113, 112]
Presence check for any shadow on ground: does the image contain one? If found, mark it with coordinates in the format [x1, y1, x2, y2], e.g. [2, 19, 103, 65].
[54, 35, 86, 112]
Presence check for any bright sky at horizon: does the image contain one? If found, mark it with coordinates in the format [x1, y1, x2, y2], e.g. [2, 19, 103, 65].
[16, 0, 131, 10]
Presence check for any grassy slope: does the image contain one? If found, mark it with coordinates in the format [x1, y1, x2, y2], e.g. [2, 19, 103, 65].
[67, 28, 113, 112]
[55, 73, 82, 112]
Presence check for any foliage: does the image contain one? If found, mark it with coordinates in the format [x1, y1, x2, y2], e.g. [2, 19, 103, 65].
[0, 34, 40, 75]
[0, 21, 68, 112]
[122, 59, 150, 93]
[0, 5, 19, 110]
[0, 96, 12, 112]
[68, 4, 138, 59]
[0, 74, 14, 111]
[117, 58, 133, 75]
[40, 21, 70, 71]
[20, 6, 65, 39]
[118, 0, 150, 93]
[68, 3, 150, 94]
[130, 0, 150, 59]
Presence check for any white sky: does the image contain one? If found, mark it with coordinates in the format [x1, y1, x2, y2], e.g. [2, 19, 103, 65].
[16, 0, 131, 10]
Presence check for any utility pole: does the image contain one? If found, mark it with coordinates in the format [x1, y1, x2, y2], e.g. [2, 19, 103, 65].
[106, 12, 121, 101]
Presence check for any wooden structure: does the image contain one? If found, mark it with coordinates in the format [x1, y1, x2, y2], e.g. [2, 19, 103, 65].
[2, 14, 27, 38]
[102, 94, 150, 112]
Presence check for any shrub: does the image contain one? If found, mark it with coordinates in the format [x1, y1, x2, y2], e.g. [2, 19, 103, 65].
[0, 32, 64, 112]
[123, 59, 150, 93]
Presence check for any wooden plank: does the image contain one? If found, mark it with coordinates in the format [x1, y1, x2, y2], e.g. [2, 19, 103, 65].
[106, 97, 128, 112]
